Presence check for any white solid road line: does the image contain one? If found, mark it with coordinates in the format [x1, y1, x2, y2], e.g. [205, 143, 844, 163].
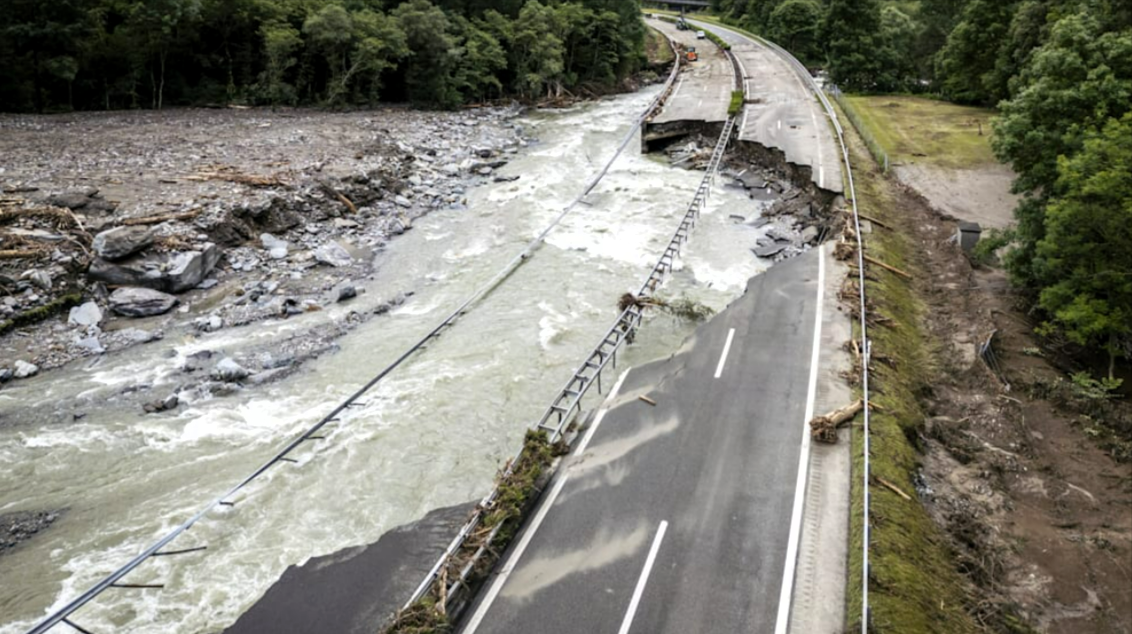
[618, 520, 669, 634]
[774, 245, 826, 634]
[714, 328, 736, 379]
[461, 368, 630, 634]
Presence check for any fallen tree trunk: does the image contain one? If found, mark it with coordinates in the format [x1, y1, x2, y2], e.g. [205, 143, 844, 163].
[809, 398, 864, 443]
[121, 210, 201, 226]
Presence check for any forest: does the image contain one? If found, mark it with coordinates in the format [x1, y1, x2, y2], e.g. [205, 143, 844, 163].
[0, 0, 647, 112]
[715, 0, 1130, 378]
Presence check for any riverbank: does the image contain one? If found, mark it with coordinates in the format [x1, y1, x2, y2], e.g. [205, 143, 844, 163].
[1, 106, 527, 408]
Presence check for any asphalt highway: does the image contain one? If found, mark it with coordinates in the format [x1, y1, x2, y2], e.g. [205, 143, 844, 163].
[649, 20, 732, 124]
[458, 246, 828, 634]
[696, 19, 845, 193]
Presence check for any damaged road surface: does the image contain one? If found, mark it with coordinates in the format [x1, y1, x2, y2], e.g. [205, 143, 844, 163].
[458, 246, 837, 634]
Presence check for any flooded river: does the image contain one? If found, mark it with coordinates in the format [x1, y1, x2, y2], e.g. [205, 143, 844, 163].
[0, 87, 768, 633]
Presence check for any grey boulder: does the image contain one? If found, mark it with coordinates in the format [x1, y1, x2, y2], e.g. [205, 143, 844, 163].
[313, 242, 353, 268]
[88, 243, 221, 293]
[211, 358, 249, 382]
[68, 301, 103, 327]
[14, 360, 39, 379]
[92, 226, 154, 261]
[110, 287, 179, 317]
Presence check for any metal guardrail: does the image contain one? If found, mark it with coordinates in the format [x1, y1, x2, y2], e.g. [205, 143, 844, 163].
[23, 41, 686, 634]
[403, 34, 741, 621]
[694, 19, 875, 633]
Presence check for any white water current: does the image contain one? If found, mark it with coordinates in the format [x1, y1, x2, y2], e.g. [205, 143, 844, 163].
[0, 86, 770, 633]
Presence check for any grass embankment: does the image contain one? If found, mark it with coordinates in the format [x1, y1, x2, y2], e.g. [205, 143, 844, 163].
[836, 103, 982, 633]
[645, 25, 675, 67]
[839, 95, 998, 170]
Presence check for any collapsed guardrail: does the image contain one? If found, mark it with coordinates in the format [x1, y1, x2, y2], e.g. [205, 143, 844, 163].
[395, 37, 742, 632]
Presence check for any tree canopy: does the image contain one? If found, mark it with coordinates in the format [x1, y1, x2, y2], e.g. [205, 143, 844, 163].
[0, 0, 648, 111]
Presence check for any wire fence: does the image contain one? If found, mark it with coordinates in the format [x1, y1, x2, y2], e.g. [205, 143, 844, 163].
[828, 86, 889, 173]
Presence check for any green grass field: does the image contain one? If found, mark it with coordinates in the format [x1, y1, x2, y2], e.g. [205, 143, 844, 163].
[841, 95, 998, 170]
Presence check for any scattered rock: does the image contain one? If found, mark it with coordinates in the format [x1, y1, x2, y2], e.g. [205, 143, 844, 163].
[313, 242, 353, 268]
[116, 328, 161, 345]
[260, 233, 290, 260]
[183, 350, 214, 373]
[143, 394, 180, 414]
[0, 368, 12, 383]
[23, 269, 52, 290]
[88, 243, 221, 293]
[109, 287, 179, 317]
[68, 301, 103, 327]
[394, 195, 412, 208]
[13, 360, 39, 379]
[493, 175, 520, 183]
[1, 510, 60, 553]
[211, 357, 250, 382]
[753, 243, 787, 258]
[800, 225, 820, 244]
[74, 336, 105, 354]
[337, 285, 357, 302]
[729, 214, 746, 222]
[92, 226, 155, 261]
[477, 166, 493, 176]
[46, 187, 99, 210]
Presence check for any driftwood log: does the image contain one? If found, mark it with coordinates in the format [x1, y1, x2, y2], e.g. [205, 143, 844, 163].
[809, 398, 864, 443]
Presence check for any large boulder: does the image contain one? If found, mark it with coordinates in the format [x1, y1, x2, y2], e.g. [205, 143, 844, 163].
[92, 226, 155, 261]
[88, 243, 221, 293]
[109, 287, 179, 317]
[13, 360, 38, 379]
[68, 301, 103, 327]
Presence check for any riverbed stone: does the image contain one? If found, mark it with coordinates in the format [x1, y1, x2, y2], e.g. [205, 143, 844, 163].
[88, 243, 221, 294]
[260, 233, 290, 259]
[337, 285, 357, 302]
[183, 350, 214, 372]
[68, 301, 103, 327]
[74, 336, 105, 354]
[92, 226, 154, 261]
[394, 195, 412, 208]
[109, 287, 179, 317]
[313, 242, 353, 267]
[24, 269, 52, 290]
[13, 360, 38, 379]
[0, 368, 13, 383]
[211, 358, 249, 382]
[801, 225, 820, 245]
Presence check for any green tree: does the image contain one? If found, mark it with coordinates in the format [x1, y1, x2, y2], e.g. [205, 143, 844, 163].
[993, 11, 1132, 286]
[510, 0, 565, 99]
[303, 4, 405, 105]
[124, 0, 202, 109]
[451, 16, 506, 101]
[822, 0, 889, 91]
[0, 0, 97, 111]
[766, 0, 822, 64]
[935, 0, 1018, 104]
[393, 0, 460, 107]
[1035, 113, 1132, 378]
[259, 21, 303, 105]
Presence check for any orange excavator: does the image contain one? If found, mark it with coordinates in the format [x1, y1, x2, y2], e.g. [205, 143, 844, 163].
[685, 46, 698, 62]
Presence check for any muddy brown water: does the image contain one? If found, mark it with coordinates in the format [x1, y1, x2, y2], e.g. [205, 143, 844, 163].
[0, 89, 779, 633]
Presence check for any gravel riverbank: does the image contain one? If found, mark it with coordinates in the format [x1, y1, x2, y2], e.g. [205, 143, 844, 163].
[1, 106, 528, 403]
